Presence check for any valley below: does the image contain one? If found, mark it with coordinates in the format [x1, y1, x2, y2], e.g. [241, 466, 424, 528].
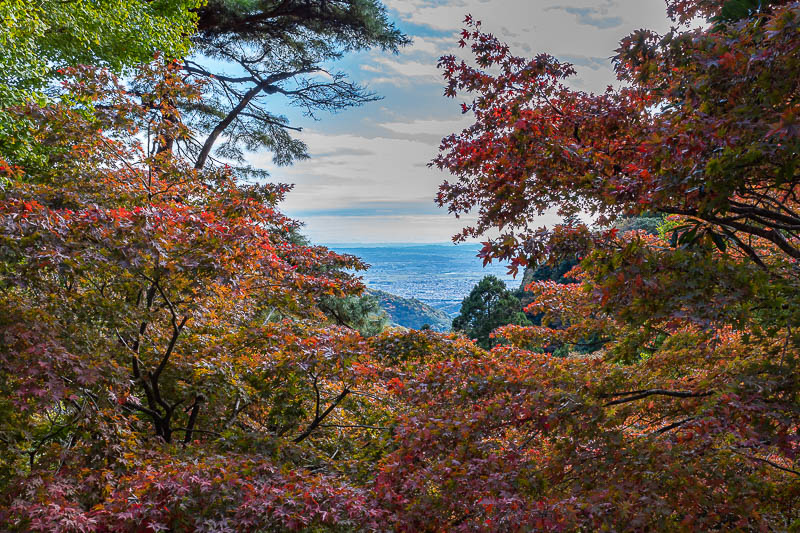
[329, 243, 519, 330]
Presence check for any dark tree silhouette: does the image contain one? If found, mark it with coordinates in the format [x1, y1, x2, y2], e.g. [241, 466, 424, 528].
[453, 275, 530, 348]
[183, 0, 410, 171]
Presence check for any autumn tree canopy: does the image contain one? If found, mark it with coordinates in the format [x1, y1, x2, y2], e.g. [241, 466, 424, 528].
[422, 0, 800, 528]
[0, 3, 400, 529]
[1, 0, 799, 531]
[452, 275, 530, 348]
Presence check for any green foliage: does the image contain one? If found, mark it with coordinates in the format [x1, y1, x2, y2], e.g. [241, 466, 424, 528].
[711, 0, 782, 25]
[368, 289, 451, 332]
[453, 275, 531, 348]
[0, 0, 200, 165]
[196, 0, 406, 50]
[29, 0, 198, 72]
[657, 215, 688, 241]
[612, 213, 664, 235]
[320, 293, 388, 337]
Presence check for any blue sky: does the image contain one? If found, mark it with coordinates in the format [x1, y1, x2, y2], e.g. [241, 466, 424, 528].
[250, 0, 673, 243]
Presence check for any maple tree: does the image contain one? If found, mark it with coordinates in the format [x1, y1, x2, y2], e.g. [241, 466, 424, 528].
[0, 61, 393, 530]
[2, 0, 800, 531]
[398, 0, 800, 529]
[0, 2, 404, 528]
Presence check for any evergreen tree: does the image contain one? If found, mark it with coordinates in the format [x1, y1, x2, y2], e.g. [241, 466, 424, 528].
[612, 213, 664, 235]
[183, 0, 410, 171]
[453, 275, 530, 349]
[319, 293, 388, 337]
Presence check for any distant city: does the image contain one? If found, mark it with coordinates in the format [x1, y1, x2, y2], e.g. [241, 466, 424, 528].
[328, 243, 519, 316]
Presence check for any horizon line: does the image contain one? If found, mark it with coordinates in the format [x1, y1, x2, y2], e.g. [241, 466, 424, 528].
[319, 241, 487, 246]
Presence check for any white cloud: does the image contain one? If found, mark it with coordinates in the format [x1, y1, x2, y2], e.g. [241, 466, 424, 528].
[409, 35, 455, 56]
[293, 214, 478, 243]
[250, 123, 562, 243]
[251, 129, 444, 213]
[385, 0, 669, 37]
[244, 0, 673, 242]
[362, 57, 442, 86]
[375, 57, 438, 78]
[361, 0, 671, 96]
[293, 212, 562, 244]
[379, 117, 473, 136]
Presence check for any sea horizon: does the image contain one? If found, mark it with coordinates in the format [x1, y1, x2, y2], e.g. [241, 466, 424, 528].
[326, 242, 520, 316]
[320, 241, 487, 248]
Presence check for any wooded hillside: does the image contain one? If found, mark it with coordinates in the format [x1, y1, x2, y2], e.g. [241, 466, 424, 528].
[1, 0, 798, 530]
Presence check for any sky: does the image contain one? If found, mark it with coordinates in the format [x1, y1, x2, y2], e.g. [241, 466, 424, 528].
[251, 0, 674, 244]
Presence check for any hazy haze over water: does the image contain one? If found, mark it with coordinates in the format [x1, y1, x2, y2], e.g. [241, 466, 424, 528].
[329, 243, 518, 316]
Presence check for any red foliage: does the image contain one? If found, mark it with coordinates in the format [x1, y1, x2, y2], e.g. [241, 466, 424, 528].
[2, 1, 800, 530]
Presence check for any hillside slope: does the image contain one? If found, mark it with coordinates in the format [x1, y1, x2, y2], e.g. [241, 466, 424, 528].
[367, 289, 451, 331]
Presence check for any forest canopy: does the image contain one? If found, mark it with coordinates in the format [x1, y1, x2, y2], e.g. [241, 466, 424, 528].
[1, 0, 799, 531]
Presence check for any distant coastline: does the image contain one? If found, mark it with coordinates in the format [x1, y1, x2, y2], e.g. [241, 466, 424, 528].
[321, 241, 485, 248]
[327, 243, 518, 317]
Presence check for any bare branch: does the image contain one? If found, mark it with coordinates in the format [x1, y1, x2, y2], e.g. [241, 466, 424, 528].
[601, 389, 712, 407]
[731, 449, 800, 476]
[293, 387, 351, 443]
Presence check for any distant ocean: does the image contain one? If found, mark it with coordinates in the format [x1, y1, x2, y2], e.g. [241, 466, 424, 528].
[326, 243, 520, 317]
